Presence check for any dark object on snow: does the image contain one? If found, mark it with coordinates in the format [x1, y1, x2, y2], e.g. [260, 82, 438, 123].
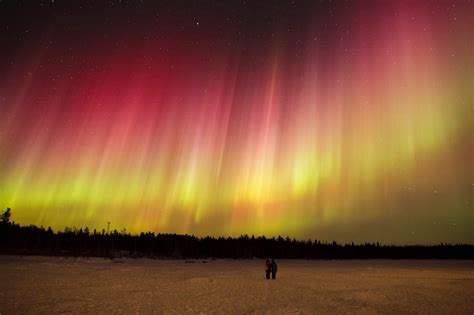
[265, 259, 271, 279]
[271, 259, 278, 279]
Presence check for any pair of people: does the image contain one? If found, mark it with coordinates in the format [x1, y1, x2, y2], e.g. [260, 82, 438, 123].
[264, 259, 278, 279]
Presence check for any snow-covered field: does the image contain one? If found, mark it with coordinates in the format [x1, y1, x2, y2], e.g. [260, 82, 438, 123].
[0, 256, 473, 314]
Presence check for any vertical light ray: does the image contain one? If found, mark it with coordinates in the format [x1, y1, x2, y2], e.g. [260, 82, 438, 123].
[0, 1, 472, 243]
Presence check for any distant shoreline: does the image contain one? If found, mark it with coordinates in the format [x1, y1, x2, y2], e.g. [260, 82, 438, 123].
[2, 220, 473, 260]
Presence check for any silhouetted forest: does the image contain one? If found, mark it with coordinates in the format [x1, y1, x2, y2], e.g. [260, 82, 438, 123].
[1, 208, 472, 259]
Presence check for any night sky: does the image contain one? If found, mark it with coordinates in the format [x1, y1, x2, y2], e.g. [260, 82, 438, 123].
[0, 0, 472, 243]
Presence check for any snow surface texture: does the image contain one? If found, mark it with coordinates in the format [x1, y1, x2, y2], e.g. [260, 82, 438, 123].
[0, 256, 473, 314]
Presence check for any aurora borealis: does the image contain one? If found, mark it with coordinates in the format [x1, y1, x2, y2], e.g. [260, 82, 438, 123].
[0, 1, 472, 243]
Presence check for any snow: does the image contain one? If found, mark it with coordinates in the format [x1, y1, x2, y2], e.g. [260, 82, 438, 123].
[0, 256, 473, 313]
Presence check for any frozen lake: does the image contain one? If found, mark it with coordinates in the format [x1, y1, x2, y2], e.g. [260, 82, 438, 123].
[0, 256, 473, 314]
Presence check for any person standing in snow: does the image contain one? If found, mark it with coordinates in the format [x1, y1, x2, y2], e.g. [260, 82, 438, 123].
[265, 259, 271, 279]
[271, 259, 278, 279]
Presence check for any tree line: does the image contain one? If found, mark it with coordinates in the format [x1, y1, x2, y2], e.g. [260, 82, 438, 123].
[1, 208, 472, 259]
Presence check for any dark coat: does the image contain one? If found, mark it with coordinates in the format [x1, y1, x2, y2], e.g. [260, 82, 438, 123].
[271, 260, 278, 273]
[265, 260, 271, 271]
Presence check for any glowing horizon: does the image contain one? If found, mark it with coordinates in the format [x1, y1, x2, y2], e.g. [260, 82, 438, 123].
[0, 1, 472, 243]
